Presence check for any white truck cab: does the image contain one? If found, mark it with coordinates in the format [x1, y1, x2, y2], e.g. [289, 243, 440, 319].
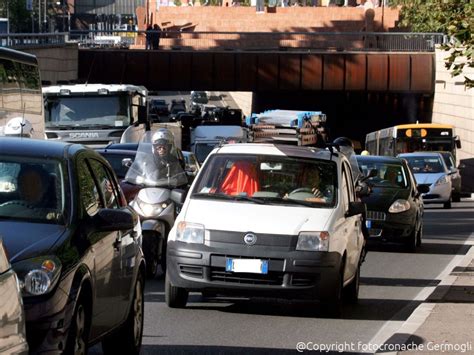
[165, 143, 366, 315]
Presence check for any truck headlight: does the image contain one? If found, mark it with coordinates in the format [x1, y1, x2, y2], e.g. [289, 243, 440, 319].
[176, 222, 205, 244]
[435, 175, 449, 186]
[296, 232, 329, 251]
[388, 199, 411, 213]
[14, 256, 62, 297]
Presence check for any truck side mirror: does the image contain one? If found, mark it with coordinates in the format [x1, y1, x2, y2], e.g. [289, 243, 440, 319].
[455, 136, 462, 149]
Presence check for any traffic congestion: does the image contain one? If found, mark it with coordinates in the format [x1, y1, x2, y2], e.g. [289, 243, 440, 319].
[0, 47, 472, 355]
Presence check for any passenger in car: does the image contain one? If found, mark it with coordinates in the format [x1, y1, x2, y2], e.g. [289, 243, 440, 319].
[17, 165, 50, 208]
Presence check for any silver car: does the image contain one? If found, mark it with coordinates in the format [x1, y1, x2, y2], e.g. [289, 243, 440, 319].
[399, 152, 453, 209]
[0, 239, 28, 354]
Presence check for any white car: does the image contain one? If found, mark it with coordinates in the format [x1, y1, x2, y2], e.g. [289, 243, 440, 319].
[165, 143, 366, 315]
[399, 152, 453, 209]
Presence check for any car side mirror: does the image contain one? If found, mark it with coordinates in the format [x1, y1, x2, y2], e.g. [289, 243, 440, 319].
[171, 189, 187, 205]
[356, 183, 371, 198]
[458, 163, 466, 170]
[417, 184, 430, 194]
[122, 158, 133, 168]
[93, 208, 136, 231]
[346, 201, 366, 217]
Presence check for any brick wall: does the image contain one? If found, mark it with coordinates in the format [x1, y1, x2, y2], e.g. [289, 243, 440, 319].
[138, 6, 399, 33]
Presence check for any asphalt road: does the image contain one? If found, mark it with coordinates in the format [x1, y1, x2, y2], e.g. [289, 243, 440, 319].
[89, 199, 473, 354]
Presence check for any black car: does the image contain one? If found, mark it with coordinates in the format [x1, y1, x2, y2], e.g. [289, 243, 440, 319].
[356, 155, 428, 251]
[0, 138, 146, 354]
[149, 98, 169, 117]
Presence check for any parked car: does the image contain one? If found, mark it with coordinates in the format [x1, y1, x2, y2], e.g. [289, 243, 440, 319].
[0, 239, 29, 354]
[399, 152, 453, 209]
[438, 151, 462, 202]
[165, 144, 366, 315]
[0, 138, 146, 354]
[356, 155, 428, 251]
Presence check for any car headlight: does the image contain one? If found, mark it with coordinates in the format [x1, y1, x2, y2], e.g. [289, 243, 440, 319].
[14, 256, 62, 297]
[388, 199, 411, 213]
[176, 221, 205, 244]
[296, 232, 329, 251]
[435, 175, 449, 186]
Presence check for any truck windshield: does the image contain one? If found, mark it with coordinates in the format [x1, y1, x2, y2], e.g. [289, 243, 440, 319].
[45, 95, 130, 128]
[192, 153, 337, 207]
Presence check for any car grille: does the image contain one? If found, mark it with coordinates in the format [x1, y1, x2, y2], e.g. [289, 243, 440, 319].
[210, 267, 284, 285]
[367, 211, 386, 221]
[180, 265, 204, 278]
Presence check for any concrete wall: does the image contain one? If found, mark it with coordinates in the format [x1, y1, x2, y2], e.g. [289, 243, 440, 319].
[432, 49, 474, 192]
[22, 44, 79, 85]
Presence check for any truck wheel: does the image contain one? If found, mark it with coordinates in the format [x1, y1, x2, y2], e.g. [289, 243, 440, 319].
[165, 271, 188, 308]
[103, 273, 144, 355]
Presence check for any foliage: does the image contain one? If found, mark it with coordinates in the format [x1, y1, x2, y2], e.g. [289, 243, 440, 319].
[392, 0, 473, 88]
[6, 0, 32, 33]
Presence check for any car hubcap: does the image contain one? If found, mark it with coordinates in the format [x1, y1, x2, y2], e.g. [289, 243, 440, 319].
[74, 304, 86, 355]
[133, 280, 143, 346]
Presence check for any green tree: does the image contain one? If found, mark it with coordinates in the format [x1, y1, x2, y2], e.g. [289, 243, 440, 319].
[6, 0, 33, 33]
[392, 0, 473, 88]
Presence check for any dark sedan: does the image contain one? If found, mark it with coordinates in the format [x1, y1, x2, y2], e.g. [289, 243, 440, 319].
[0, 138, 146, 354]
[356, 155, 428, 251]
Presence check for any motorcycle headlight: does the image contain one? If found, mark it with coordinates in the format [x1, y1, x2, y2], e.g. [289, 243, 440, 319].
[435, 175, 449, 186]
[14, 256, 62, 297]
[176, 221, 205, 244]
[134, 198, 168, 218]
[296, 232, 330, 251]
[388, 199, 411, 213]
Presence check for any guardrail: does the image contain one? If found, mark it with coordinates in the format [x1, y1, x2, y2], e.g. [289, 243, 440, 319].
[2, 31, 447, 52]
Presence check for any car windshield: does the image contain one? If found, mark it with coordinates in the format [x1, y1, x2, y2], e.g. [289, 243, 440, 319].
[100, 152, 135, 179]
[403, 156, 444, 174]
[45, 95, 130, 128]
[357, 159, 408, 188]
[0, 158, 65, 224]
[192, 153, 337, 207]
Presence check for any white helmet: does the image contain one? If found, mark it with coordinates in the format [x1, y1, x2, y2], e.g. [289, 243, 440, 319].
[4, 117, 33, 138]
[151, 128, 175, 150]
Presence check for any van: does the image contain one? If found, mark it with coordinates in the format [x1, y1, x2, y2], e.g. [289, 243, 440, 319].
[165, 143, 366, 315]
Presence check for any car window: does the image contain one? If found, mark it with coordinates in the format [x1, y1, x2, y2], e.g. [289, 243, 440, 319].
[341, 165, 351, 209]
[192, 153, 337, 207]
[78, 159, 101, 216]
[343, 162, 355, 201]
[88, 159, 120, 209]
[441, 153, 455, 170]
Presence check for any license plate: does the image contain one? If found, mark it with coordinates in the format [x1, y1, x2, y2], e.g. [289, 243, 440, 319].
[366, 220, 372, 229]
[225, 258, 268, 274]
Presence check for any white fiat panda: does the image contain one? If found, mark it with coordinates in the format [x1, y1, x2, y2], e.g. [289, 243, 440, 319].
[165, 143, 366, 315]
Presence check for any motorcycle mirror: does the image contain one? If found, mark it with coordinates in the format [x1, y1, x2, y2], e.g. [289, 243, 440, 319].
[122, 158, 133, 168]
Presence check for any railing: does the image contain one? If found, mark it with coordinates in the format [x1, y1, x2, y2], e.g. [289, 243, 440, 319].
[0, 33, 69, 48]
[2, 30, 447, 52]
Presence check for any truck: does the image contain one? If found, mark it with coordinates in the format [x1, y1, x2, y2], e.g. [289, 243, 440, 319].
[246, 109, 329, 147]
[190, 125, 249, 164]
[43, 83, 149, 147]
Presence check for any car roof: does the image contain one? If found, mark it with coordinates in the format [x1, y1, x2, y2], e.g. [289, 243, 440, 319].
[212, 143, 341, 162]
[398, 152, 443, 158]
[0, 137, 86, 159]
[356, 155, 405, 164]
[96, 149, 137, 156]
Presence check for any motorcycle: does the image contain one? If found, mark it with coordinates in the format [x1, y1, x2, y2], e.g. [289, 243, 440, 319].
[124, 136, 188, 278]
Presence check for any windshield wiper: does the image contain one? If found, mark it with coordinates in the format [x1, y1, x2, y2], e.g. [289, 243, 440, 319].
[192, 192, 266, 204]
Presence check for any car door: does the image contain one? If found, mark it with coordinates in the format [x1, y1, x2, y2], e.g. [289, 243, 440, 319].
[87, 158, 137, 325]
[341, 163, 361, 280]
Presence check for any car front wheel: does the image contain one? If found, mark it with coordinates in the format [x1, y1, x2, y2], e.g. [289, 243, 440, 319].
[65, 294, 90, 355]
[165, 271, 188, 308]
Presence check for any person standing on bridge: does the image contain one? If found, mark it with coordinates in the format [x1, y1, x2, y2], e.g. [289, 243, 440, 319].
[151, 24, 162, 50]
[145, 25, 153, 50]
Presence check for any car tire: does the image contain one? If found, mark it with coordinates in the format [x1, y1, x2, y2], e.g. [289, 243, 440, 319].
[321, 263, 344, 317]
[443, 197, 452, 209]
[406, 225, 418, 253]
[64, 293, 90, 355]
[165, 271, 188, 308]
[343, 263, 360, 304]
[102, 273, 144, 355]
[143, 231, 159, 278]
[416, 221, 423, 247]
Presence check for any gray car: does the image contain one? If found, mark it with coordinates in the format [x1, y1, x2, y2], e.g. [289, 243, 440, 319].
[0, 239, 28, 354]
[399, 152, 453, 209]
[438, 151, 462, 202]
